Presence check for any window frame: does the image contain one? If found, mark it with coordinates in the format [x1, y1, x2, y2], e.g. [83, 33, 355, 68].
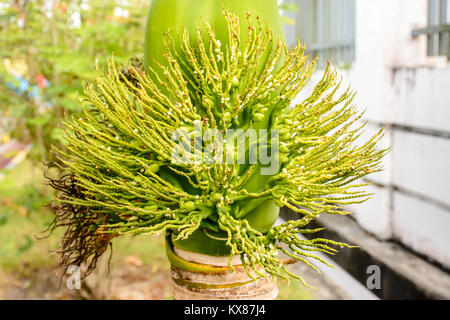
[412, 0, 450, 59]
[283, 0, 356, 68]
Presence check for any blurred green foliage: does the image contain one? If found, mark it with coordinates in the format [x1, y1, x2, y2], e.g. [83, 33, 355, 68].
[0, 159, 57, 269]
[0, 0, 149, 162]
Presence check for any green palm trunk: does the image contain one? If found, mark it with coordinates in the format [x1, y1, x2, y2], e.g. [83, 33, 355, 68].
[144, 0, 285, 71]
[144, 0, 284, 256]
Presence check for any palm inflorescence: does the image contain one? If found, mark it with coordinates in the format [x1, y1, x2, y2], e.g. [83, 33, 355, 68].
[49, 10, 387, 284]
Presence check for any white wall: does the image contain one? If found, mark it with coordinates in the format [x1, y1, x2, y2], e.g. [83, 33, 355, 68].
[287, 0, 450, 267]
[346, 0, 450, 268]
[393, 192, 450, 268]
[392, 130, 450, 207]
[390, 67, 450, 133]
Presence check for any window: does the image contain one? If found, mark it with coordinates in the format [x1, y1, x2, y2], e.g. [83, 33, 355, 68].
[413, 0, 450, 59]
[283, 0, 356, 68]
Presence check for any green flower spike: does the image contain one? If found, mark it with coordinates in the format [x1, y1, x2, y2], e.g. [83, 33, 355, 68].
[49, 9, 388, 285]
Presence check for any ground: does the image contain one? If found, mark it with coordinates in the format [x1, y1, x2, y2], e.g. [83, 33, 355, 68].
[0, 160, 346, 300]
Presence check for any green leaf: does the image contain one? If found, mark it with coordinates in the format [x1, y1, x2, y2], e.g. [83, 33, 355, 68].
[26, 115, 49, 126]
[18, 235, 34, 253]
[0, 214, 10, 226]
[279, 3, 299, 12]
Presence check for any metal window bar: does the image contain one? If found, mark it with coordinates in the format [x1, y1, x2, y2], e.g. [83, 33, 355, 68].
[412, 0, 450, 59]
[283, 0, 356, 68]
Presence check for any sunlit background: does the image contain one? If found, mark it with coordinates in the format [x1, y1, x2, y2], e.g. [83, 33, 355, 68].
[0, 0, 449, 299]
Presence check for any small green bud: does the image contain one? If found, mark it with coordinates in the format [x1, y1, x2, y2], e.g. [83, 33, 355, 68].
[150, 163, 160, 172]
[279, 153, 289, 164]
[253, 113, 265, 122]
[181, 201, 195, 211]
[279, 128, 291, 140]
[134, 176, 145, 184]
[223, 112, 232, 123]
[144, 205, 158, 212]
[280, 142, 289, 153]
[231, 76, 239, 87]
[194, 199, 203, 208]
[202, 97, 214, 109]
[273, 198, 284, 207]
[145, 163, 160, 175]
[281, 118, 293, 126]
[210, 192, 222, 203]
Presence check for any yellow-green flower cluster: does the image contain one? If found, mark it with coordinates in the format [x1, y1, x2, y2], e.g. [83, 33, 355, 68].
[49, 10, 387, 282]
